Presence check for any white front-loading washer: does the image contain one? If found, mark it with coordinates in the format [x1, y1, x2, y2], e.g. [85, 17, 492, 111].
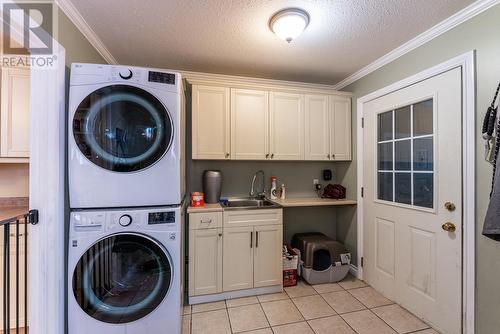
[68, 206, 183, 334]
[68, 63, 184, 209]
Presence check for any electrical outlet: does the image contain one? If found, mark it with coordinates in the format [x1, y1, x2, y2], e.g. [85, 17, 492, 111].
[313, 179, 319, 185]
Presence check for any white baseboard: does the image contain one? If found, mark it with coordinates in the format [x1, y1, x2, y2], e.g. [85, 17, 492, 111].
[349, 264, 359, 278]
[188, 285, 282, 305]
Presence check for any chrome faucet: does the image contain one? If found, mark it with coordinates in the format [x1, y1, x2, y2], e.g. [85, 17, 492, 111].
[250, 170, 266, 198]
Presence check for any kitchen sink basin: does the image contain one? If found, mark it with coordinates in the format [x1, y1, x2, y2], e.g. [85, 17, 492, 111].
[220, 198, 281, 210]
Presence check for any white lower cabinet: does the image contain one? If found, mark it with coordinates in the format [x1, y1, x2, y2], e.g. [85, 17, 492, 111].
[189, 209, 283, 298]
[253, 224, 283, 288]
[222, 226, 254, 291]
[188, 212, 223, 297]
[223, 209, 283, 292]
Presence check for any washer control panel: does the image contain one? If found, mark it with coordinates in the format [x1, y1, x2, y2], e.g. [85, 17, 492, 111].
[119, 214, 133, 227]
[148, 211, 176, 225]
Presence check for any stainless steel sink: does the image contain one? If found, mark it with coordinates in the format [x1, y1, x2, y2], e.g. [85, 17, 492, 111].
[220, 198, 281, 210]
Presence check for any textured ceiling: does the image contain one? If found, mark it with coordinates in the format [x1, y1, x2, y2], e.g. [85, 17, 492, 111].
[69, 0, 476, 85]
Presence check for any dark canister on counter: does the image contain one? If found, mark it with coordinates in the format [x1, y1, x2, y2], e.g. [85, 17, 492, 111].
[202, 170, 222, 203]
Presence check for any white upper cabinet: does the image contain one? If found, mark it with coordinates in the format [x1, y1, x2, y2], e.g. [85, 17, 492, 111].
[330, 95, 352, 161]
[231, 88, 269, 160]
[1, 67, 30, 159]
[269, 92, 304, 160]
[189, 78, 352, 161]
[192, 85, 230, 159]
[305, 94, 330, 160]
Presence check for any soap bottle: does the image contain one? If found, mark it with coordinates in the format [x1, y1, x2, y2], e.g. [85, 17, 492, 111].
[270, 176, 278, 199]
[280, 184, 286, 199]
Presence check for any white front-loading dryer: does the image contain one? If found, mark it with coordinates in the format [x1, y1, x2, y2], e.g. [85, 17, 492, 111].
[68, 63, 184, 209]
[68, 206, 183, 334]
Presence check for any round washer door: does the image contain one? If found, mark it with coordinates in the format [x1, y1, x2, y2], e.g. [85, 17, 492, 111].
[72, 85, 173, 172]
[72, 233, 172, 324]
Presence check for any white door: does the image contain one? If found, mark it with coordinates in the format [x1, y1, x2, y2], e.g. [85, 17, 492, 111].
[253, 225, 283, 288]
[1, 67, 30, 158]
[191, 85, 230, 159]
[223, 226, 254, 291]
[305, 94, 330, 160]
[269, 92, 304, 160]
[189, 228, 222, 296]
[362, 68, 462, 334]
[231, 88, 269, 160]
[330, 95, 351, 161]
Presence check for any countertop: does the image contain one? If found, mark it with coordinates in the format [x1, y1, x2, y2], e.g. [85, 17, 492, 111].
[187, 197, 356, 212]
[271, 197, 357, 207]
[0, 197, 29, 224]
[0, 206, 29, 224]
[187, 203, 223, 213]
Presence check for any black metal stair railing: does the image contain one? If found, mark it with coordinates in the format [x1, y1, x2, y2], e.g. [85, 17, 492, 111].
[2, 214, 29, 334]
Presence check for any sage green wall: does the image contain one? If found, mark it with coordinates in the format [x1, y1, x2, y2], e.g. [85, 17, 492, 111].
[57, 9, 105, 65]
[340, 4, 500, 333]
[185, 87, 355, 243]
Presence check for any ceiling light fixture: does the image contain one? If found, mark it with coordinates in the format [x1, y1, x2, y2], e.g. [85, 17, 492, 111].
[269, 8, 310, 43]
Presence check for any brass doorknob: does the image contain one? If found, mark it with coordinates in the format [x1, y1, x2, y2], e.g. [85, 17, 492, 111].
[442, 222, 456, 232]
[444, 202, 456, 212]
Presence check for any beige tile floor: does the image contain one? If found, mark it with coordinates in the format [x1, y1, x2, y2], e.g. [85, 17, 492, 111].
[182, 275, 439, 334]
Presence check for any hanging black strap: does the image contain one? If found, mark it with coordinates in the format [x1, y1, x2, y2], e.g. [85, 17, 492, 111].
[491, 81, 500, 109]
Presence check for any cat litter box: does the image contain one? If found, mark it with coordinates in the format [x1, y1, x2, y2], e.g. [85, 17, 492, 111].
[291, 232, 350, 285]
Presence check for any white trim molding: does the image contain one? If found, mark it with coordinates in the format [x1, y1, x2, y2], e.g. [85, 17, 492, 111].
[356, 51, 475, 334]
[55, 0, 117, 64]
[333, 0, 498, 89]
[182, 70, 351, 96]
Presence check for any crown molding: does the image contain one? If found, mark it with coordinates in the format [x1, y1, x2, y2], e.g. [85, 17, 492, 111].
[332, 0, 500, 90]
[181, 69, 352, 96]
[55, 0, 118, 65]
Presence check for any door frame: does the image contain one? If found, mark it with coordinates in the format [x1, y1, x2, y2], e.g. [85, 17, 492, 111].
[356, 51, 475, 334]
[1, 2, 67, 332]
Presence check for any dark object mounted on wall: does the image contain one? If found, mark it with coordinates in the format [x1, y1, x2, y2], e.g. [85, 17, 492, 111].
[322, 169, 332, 181]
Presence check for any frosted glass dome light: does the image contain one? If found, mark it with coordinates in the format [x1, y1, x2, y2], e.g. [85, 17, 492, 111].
[270, 8, 310, 43]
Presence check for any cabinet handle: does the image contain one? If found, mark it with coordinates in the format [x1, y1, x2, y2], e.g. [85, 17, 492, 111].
[225, 153, 230, 158]
[327, 154, 330, 159]
[256, 231, 259, 248]
[218, 233, 222, 237]
[9, 233, 23, 237]
[250, 231, 253, 248]
[332, 154, 335, 159]
[271, 153, 274, 159]
[200, 219, 212, 224]
[265, 154, 269, 159]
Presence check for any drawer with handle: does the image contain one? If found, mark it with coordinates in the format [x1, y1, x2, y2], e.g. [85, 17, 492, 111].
[189, 212, 223, 230]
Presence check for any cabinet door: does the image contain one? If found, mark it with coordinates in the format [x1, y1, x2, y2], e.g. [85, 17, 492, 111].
[1, 67, 30, 158]
[253, 224, 282, 288]
[305, 94, 330, 160]
[223, 226, 254, 291]
[330, 95, 352, 161]
[231, 89, 269, 160]
[192, 85, 230, 159]
[269, 92, 304, 160]
[189, 228, 223, 296]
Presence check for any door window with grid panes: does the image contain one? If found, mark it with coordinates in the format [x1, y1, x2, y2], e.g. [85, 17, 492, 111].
[376, 99, 434, 208]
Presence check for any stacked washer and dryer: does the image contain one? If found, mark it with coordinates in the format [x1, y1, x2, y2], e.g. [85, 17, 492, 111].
[67, 63, 185, 334]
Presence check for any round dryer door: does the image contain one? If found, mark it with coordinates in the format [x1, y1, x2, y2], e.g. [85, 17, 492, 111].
[72, 233, 172, 324]
[72, 85, 173, 172]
